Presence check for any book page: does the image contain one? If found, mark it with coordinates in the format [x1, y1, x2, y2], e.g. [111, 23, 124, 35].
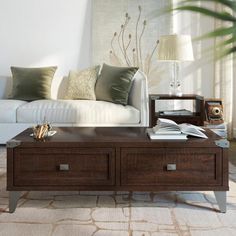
[179, 123, 205, 132]
[179, 124, 208, 138]
[153, 118, 180, 133]
[158, 118, 178, 126]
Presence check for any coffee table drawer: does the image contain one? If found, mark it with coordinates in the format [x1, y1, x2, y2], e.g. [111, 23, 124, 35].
[14, 148, 115, 186]
[121, 148, 222, 186]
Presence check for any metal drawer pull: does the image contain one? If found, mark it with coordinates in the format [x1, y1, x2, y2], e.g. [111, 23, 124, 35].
[167, 164, 176, 171]
[59, 164, 69, 171]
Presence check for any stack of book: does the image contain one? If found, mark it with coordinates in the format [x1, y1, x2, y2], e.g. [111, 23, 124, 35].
[159, 109, 192, 116]
[204, 122, 227, 138]
[147, 118, 208, 140]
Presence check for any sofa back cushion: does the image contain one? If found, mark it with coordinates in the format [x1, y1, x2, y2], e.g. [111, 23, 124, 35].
[10, 66, 57, 101]
[95, 64, 138, 105]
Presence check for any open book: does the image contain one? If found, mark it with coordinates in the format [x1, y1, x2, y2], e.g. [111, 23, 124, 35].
[152, 118, 208, 139]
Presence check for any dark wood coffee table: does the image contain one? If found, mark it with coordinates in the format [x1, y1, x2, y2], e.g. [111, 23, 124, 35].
[7, 127, 229, 213]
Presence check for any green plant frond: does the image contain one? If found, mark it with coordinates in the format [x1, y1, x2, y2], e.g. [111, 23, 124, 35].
[175, 5, 236, 22]
[211, 38, 236, 54]
[227, 46, 236, 53]
[216, 36, 236, 47]
[179, 0, 236, 11]
[195, 26, 236, 40]
[192, 33, 236, 59]
[218, 46, 236, 58]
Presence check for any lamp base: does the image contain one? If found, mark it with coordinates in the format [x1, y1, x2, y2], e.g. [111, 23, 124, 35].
[169, 80, 182, 97]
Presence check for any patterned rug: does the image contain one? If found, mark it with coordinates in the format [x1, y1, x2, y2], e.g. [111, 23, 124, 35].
[1, 147, 236, 236]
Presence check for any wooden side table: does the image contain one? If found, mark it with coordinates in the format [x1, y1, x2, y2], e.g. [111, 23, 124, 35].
[149, 94, 205, 127]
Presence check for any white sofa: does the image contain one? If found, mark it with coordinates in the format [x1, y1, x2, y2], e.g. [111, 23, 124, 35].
[0, 70, 149, 144]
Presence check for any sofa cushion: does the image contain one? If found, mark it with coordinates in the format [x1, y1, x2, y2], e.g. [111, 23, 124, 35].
[16, 100, 140, 124]
[0, 100, 27, 123]
[95, 64, 138, 105]
[64, 66, 100, 100]
[10, 66, 57, 101]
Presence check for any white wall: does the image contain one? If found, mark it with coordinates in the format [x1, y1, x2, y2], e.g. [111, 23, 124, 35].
[172, 1, 215, 99]
[0, 0, 215, 99]
[0, 0, 92, 78]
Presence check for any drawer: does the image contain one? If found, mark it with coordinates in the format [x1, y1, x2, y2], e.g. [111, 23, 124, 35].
[121, 148, 222, 186]
[14, 148, 115, 186]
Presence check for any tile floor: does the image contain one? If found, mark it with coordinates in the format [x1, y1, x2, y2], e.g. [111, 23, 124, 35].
[0, 147, 236, 236]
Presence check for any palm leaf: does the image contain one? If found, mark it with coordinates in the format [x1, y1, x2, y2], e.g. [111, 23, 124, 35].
[225, 46, 236, 53]
[174, 6, 236, 22]
[151, 0, 236, 57]
[205, 36, 235, 49]
[218, 36, 236, 46]
[196, 26, 236, 39]
[174, 1, 236, 57]
[180, 0, 236, 10]
[219, 46, 236, 57]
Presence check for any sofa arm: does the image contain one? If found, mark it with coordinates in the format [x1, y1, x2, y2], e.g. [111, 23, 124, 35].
[128, 70, 149, 126]
[0, 76, 12, 99]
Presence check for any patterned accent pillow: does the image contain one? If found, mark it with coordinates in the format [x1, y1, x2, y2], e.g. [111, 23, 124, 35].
[65, 66, 100, 100]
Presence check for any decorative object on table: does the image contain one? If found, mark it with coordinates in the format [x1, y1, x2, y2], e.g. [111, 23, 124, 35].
[157, 34, 194, 96]
[147, 118, 207, 140]
[149, 94, 205, 127]
[32, 123, 53, 140]
[204, 99, 224, 124]
[204, 99, 226, 138]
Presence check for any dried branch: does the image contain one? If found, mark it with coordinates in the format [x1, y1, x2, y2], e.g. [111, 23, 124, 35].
[122, 13, 131, 66]
[117, 25, 125, 63]
[109, 50, 122, 66]
[135, 5, 142, 67]
[126, 34, 132, 51]
[132, 48, 137, 66]
[147, 40, 159, 75]
[125, 34, 132, 65]
[111, 32, 117, 55]
[109, 4, 159, 79]
[138, 20, 147, 71]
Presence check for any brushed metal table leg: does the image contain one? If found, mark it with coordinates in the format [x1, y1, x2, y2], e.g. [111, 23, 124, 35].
[9, 191, 21, 213]
[214, 191, 226, 213]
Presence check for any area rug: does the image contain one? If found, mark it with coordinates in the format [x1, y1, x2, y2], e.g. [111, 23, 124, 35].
[1, 147, 236, 236]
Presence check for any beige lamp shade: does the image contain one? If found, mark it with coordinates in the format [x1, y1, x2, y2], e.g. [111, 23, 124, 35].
[157, 34, 194, 61]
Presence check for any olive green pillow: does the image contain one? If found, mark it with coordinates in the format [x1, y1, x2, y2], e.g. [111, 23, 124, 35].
[10, 66, 57, 101]
[95, 64, 138, 105]
[64, 65, 100, 100]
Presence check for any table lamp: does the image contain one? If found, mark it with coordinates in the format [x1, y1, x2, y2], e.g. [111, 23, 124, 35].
[157, 34, 194, 96]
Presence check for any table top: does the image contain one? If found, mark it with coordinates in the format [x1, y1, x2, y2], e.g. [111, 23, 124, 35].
[7, 127, 225, 149]
[149, 94, 204, 100]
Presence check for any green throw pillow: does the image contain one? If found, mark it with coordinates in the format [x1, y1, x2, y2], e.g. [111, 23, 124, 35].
[10, 66, 57, 101]
[95, 64, 138, 105]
